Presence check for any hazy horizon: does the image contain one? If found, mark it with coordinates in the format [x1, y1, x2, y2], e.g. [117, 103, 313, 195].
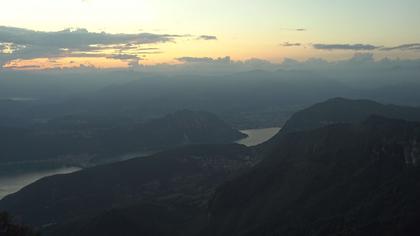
[1, 0, 420, 70]
[2, 2, 420, 236]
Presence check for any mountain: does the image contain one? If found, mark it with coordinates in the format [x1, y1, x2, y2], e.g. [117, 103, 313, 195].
[0, 110, 245, 163]
[4, 99, 420, 236]
[108, 110, 247, 149]
[0, 71, 362, 130]
[207, 116, 420, 236]
[42, 203, 205, 236]
[0, 144, 255, 235]
[281, 98, 420, 134]
[0, 212, 39, 236]
[2, 69, 420, 130]
[260, 98, 420, 151]
[5, 115, 420, 236]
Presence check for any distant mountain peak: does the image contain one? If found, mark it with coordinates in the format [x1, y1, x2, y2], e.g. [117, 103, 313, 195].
[264, 98, 420, 144]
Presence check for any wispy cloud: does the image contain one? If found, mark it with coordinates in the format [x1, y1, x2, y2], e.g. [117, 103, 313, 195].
[176, 56, 231, 64]
[313, 43, 381, 51]
[107, 54, 142, 60]
[196, 35, 218, 41]
[381, 43, 420, 51]
[280, 42, 302, 47]
[279, 28, 307, 32]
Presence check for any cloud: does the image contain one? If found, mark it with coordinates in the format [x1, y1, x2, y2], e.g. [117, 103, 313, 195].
[107, 54, 140, 60]
[176, 56, 231, 64]
[313, 43, 381, 51]
[145, 56, 277, 75]
[280, 28, 307, 32]
[132, 53, 420, 78]
[381, 43, 420, 51]
[312, 42, 420, 52]
[348, 52, 375, 63]
[175, 57, 277, 69]
[107, 54, 141, 68]
[280, 42, 302, 47]
[196, 35, 218, 41]
[4, 64, 41, 70]
[4, 52, 420, 82]
[0, 26, 181, 48]
[128, 58, 141, 68]
[0, 26, 191, 66]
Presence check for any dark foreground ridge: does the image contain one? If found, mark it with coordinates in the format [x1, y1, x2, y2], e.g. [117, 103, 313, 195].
[0, 211, 39, 236]
[0, 144, 256, 235]
[208, 116, 420, 236]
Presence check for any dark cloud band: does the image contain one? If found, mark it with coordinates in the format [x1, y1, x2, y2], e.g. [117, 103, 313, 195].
[280, 42, 302, 47]
[381, 43, 420, 51]
[0, 26, 210, 67]
[313, 43, 420, 52]
[176, 56, 230, 63]
[313, 43, 380, 51]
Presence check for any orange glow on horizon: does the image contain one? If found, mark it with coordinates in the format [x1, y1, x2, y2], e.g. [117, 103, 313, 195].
[4, 57, 131, 70]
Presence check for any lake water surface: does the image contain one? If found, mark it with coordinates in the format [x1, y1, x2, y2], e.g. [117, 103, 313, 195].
[0, 167, 81, 199]
[0, 130, 280, 199]
[236, 127, 281, 147]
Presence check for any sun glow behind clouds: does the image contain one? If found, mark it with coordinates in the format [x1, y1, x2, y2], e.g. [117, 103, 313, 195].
[1, 0, 420, 70]
[4, 57, 129, 70]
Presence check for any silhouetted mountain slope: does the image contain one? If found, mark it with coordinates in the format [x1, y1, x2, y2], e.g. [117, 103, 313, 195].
[3, 69, 420, 130]
[0, 110, 245, 163]
[0, 212, 39, 236]
[208, 116, 420, 236]
[105, 110, 247, 150]
[0, 144, 255, 231]
[4, 99, 420, 236]
[2, 72, 357, 130]
[281, 98, 420, 134]
[42, 203, 206, 236]
[261, 98, 420, 152]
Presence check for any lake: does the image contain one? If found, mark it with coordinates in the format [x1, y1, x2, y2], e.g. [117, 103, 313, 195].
[236, 127, 281, 147]
[0, 167, 81, 199]
[0, 130, 279, 200]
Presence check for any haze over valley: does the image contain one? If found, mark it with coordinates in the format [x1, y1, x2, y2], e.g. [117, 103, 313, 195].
[1, 1, 420, 235]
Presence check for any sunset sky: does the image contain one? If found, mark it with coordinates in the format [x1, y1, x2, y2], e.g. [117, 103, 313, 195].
[1, 0, 420, 69]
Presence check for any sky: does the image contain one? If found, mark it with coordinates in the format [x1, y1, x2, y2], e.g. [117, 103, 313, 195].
[1, 0, 420, 70]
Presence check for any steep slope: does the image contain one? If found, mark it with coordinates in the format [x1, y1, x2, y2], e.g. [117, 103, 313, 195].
[260, 98, 420, 152]
[104, 110, 247, 151]
[4, 99, 420, 236]
[280, 97, 420, 134]
[208, 116, 420, 236]
[0, 144, 255, 231]
[0, 211, 39, 236]
[42, 203, 206, 236]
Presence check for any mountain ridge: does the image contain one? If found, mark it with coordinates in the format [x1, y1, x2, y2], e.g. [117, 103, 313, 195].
[0, 143, 255, 230]
[208, 115, 420, 236]
[0, 109, 245, 164]
[3, 98, 420, 236]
